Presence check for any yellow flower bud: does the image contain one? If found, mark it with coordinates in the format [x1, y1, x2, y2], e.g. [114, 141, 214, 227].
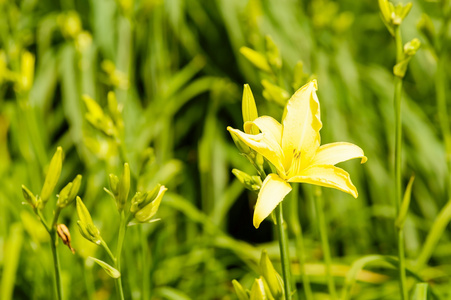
[232, 169, 262, 192]
[57, 175, 82, 208]
[260, 250, 284, 299]
[232, 280, 249, 300]
[76, 197, 102, 245]
[242, 84, 259, 135]
[240, 47, 272, 73]
[40, 147, 63, 207]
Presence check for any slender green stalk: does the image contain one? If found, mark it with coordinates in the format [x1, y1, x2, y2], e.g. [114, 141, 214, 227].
[36, 209, 62, 300]
[50, 232, 63, 300]
[140, 227, 150, 300]
[275, 203, 293, 300]
[115, 211, 127, 300]
[393, 25, 408, 300]
[101, 239, 117, 263]
[289, 184, 313, 300]
[313, 187, 336, 299]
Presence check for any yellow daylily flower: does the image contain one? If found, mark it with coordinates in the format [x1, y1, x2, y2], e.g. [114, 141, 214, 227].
[227, 80, 367, 228]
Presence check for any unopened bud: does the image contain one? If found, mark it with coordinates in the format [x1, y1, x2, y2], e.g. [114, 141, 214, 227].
[404, 38, 421, 56]
[57, 174, 82, 208]
[232, 279, 249, 300]
[76, 197, 102, 245]
[232, 169, 262, 192]
[265, 35, 282, 70]
[40, 147, 63, 207]
[228, 128, 252, 155]
[260, 250, 284, 298]
[242, 84, 259, 135]
[89, 257, 121, 278]
[240, 47, 272, 73]
[250, 278, 267, 300]
[261, 79, 290, 106]
[116, 163, 130, 211]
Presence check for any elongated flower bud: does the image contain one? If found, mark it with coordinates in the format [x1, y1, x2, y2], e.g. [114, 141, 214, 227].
[76, 197, 101, 245]
[117, 163, 130, 211]
[242, 84, 259, 135]
[260, 250, 284, 298]
[40, 147, 63, 207]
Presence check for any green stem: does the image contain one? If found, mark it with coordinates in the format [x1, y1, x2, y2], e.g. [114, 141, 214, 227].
[289, 184, 313, 300]
[140, 226, 150, 300]
[313, 187, 337, 299]
[50, 232, 63, 300]
[101, 239, 117, 263]
[393, 25, 408, 300]
[275, 203, 293, 300]
[115, 211, 127, 300]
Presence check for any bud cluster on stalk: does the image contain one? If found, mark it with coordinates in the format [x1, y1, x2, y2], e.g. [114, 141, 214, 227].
[232, 250, 285, 300]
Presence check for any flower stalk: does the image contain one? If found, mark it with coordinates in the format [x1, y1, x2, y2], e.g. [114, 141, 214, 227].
[393, 24, 408, 300]
[275, 203, 293, 300]
[289, 183, 313, 300]
[313, 187, 337, 299]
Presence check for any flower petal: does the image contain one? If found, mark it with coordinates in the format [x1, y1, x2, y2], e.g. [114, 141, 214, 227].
[253, 174, 292, 228]
[311, 142, 367, 166]
[228, 127, 285, 175]
[281, 80, 322, 171]
[245, 116, 283, 145]
[288, 165, 358, 198]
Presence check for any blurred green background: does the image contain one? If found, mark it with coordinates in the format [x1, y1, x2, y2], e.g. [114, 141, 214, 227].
[1, 0, 450, 299]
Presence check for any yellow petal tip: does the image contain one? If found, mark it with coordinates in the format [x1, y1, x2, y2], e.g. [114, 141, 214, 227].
[361, 156, 368, 164]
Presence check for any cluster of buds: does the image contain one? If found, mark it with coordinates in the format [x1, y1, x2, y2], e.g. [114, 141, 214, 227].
[129, 184, 167, 223]
[22, 147, 81, 211]
[233, 251, 284, 300]
[379, 0, 412, 34]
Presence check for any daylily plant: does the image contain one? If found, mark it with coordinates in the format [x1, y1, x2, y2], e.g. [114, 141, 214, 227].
[228, 80, 367, 228]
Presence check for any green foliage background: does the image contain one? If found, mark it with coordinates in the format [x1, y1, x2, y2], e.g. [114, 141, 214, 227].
[0, 0, 450, 299]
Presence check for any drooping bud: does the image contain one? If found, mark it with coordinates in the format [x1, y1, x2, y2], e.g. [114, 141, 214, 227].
[22, 185, 37, 208]
[232, 169, 262, 192]
[260, 250, 284, 299]
[76, 197, 102, 245]
[40, 147, 63, 207]
[17, 51, 35, 93]
[57, 224, 75, 254]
